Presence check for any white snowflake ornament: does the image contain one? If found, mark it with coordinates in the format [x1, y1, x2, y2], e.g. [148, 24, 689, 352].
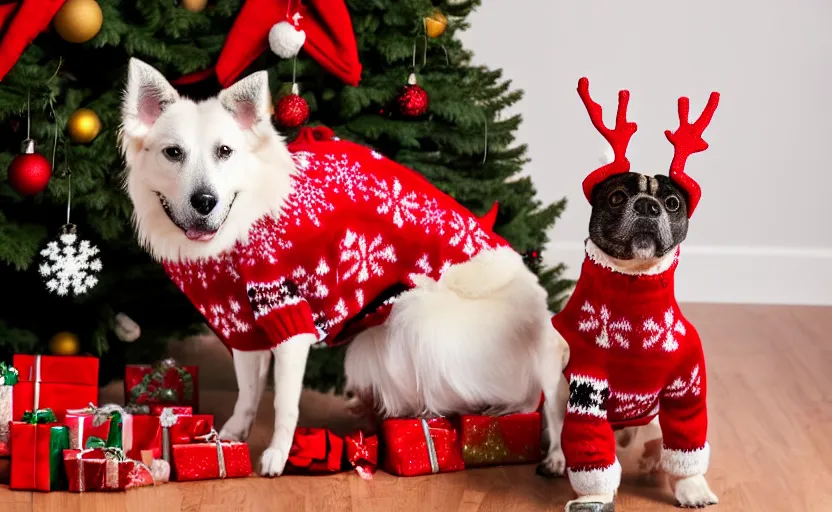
[39, 225, 102, 296]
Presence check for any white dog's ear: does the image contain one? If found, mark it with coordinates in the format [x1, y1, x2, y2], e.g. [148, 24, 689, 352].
[218, 71, 272, 130]
[121, 58, 179, 140]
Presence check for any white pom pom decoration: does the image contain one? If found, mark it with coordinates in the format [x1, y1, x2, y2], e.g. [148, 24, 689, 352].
[149, 459, 171, 483]
[269, 21, 306, 59]
[114, 312, 141, 342]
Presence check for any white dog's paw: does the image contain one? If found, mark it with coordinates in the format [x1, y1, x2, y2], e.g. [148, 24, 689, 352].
[565, 494, 615, 512]
[536, 448, 566, 477]
[672, 475, 718, 508]
[260, 445, 290, 477]
[218, 414, 253, 442]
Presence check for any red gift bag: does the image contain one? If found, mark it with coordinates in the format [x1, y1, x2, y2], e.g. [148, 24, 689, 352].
[13, 355, 99, 422]
[285, 428, 344, 474]
[381, 417, 465, 476]
[125, 361, 199, 411]
[458, 412, 542, 467]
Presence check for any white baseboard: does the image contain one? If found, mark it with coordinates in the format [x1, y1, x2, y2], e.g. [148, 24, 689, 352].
[545, 242, 832, 306]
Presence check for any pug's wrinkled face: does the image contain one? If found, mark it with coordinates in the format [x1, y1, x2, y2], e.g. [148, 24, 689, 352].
[588, 173, 689, 260]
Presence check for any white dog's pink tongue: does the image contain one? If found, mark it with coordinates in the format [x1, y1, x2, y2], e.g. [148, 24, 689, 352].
[185, 229, 216, 241]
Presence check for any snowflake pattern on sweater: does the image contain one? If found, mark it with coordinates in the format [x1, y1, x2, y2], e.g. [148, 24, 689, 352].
[552, 243, 710, 495]
[164, 132, 505, 352]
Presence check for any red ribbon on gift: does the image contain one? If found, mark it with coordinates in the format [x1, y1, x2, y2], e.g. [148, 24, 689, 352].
[344, 430, 378, 480]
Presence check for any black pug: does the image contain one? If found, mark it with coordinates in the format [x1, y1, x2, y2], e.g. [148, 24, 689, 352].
[549, 77, 720, 512]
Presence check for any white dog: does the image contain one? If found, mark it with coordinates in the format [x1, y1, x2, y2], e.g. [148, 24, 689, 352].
[119, 58, 569, 477]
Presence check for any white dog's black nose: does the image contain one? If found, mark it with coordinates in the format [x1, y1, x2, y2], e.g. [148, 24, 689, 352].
[190, 192, 218, 216]
[633, 197, 661, 218]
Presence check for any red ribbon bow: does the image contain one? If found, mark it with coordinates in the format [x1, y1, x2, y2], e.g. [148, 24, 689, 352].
[171, 418, 211, 445]
[344, 430, 378, 480]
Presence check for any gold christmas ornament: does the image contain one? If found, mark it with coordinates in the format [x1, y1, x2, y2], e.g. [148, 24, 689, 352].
[67, 108, 101, 144]
[54, 0, 103, 44]
[181, 0, 208, 13]
[49, 331, 81, 356]
[424, 11, 448, 38]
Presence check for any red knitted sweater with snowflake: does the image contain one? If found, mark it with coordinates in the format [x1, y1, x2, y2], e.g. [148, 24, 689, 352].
[552, 242, 710, 496]
[163, 128, 506, 352]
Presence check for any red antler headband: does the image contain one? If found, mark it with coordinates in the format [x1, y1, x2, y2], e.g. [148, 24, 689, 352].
[577, 77, 720, 217]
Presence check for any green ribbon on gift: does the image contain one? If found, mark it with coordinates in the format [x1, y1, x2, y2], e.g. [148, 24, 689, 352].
[0, 361, 18, 386]
[129, 358, 194, 405]
[22, 408, 57, 424]
[50, 425, 70, 490]
[85, 436, 127, 461]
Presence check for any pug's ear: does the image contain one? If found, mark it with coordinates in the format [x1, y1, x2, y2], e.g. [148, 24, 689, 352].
[121, 58, 180, 140]
[218, 71, 272, 130]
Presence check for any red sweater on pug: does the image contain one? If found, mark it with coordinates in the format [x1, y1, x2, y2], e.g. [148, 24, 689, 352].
[552, 241, 710, 496]
[163, 128, 506, 351]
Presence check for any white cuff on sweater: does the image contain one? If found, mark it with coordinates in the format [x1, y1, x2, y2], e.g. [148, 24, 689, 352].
[661, 442, 710, 477]
[567, 459, 622, 496]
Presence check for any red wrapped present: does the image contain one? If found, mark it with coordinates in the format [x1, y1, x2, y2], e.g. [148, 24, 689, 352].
[10, 409, 70, 491]
[64, 446, 155, 492]
[170, 430, 251, 481]
[0, 361, 20, 457]
[381, 417, 465, 476]
[344, 430, 378, 480]
[65, 403, 164, 462]
[13, 354, 99, 422]
[158, 408, 213, 463]
[458, 412, 542, 467]
[285, 428, 344, 474]
[125, 359, 199, 411]
[65, 404, 123, 450]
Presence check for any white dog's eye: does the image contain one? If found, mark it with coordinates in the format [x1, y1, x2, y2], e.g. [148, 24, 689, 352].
[216, 145, 234, 160]
[163, 146, 184, 162]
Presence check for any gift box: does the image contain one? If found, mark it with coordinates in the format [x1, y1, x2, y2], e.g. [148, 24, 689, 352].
[381, 417, 465, 476]
[125, 360, 199, 411]
[66, 403, 132, 450]
[64, 446, 155, 492]
[170, 430, 251, 481]
[158, 408, 213, 463]
[0, 362, 19, 456]
[125, 414, 163, 461]
[458, 412, 542, 467]
[285, 428, 344, 474]
[344, 430, 378, 480]
[10, 409, 70, 491]
[12, 354, 99, 422]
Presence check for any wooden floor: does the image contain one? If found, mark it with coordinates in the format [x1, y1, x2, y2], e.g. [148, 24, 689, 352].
[2, 304, 832, 511]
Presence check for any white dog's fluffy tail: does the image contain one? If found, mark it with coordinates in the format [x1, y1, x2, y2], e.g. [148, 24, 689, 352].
[410, 246, 528, 298]
[348, 246, 551, 418]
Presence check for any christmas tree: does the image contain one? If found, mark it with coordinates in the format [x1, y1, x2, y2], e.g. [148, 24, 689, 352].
[0, 0, 569, 391]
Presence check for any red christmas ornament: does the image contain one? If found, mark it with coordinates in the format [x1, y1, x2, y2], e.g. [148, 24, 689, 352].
[397, 73, 428, 117]
[275, 83, 309, 129]
[8, 139, 51, 196]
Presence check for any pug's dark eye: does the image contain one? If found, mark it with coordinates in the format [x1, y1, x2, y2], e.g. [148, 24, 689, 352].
[163, 146, 183, 162]
[665, 195, 681, 212]
[216, 145, 233, 160]
[608, 190, 627, 207]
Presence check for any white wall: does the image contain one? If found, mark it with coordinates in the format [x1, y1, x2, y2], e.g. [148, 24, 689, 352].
[459, 0, 832, 305]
